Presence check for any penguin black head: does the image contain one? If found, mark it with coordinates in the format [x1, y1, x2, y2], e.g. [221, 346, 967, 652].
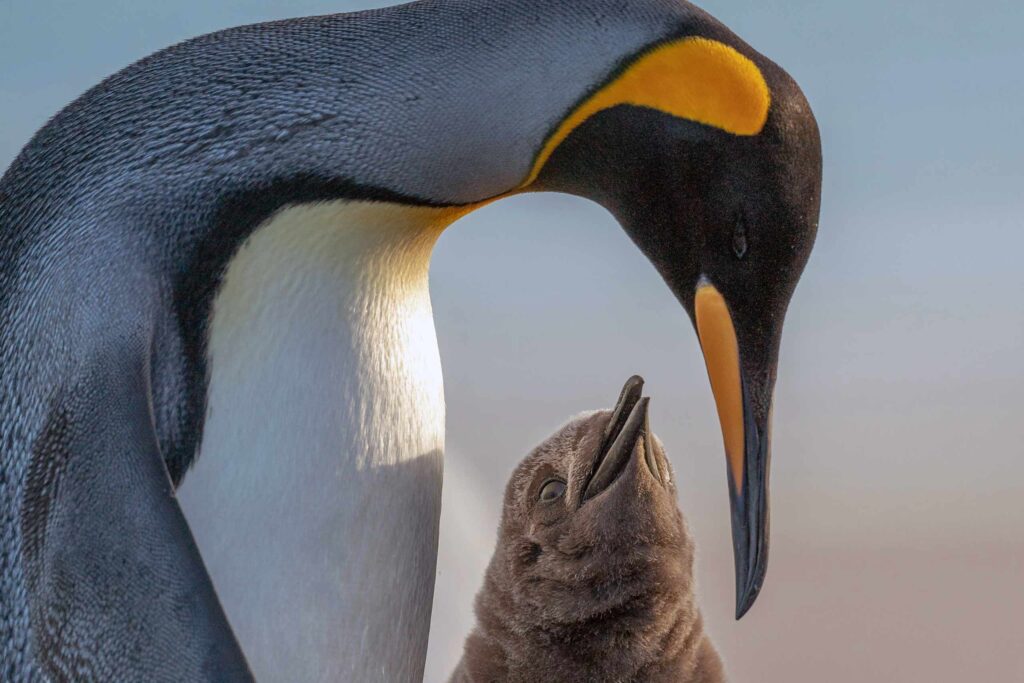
[532, 32, 822, 618]
[454, 376, 723, 682]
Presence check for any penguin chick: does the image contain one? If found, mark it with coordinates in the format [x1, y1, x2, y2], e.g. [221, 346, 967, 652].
[451, 376, 725, 683]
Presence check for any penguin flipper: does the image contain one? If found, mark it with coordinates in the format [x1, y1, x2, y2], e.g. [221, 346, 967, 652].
[20, 348, 252, 681]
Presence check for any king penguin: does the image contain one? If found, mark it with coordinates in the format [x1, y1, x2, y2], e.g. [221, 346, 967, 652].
[0, 1, 821, 681]
[452, 376, 725, 683]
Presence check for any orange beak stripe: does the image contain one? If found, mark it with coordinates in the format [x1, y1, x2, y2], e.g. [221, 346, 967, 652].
[695, 284, 746, 492]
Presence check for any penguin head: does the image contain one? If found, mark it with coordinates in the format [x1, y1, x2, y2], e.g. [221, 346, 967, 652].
[495, 377, 693, 628]
[533, 35, 822, 618]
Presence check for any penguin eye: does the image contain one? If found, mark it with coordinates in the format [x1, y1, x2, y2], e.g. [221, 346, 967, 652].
[732, 213, 748, 260]
[538, 479, 566, 503]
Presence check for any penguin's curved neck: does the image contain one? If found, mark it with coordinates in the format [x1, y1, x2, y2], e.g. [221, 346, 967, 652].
[178, 200, 459, 682]
[0, 2, 720, 677]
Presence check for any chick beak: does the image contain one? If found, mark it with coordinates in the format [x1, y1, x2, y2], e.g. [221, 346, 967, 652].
[583, 383, 651, 502]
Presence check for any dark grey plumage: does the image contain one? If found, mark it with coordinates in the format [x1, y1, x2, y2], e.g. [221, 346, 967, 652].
[452, 383, 724, 682]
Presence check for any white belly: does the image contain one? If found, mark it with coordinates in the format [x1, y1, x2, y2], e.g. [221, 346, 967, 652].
[179, 200, 454, 682]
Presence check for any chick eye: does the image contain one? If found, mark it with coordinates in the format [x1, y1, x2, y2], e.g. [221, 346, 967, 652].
[538, 479, 566, 502]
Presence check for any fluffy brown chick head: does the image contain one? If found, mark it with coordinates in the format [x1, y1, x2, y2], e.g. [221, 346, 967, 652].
[495, 376, 695, 628]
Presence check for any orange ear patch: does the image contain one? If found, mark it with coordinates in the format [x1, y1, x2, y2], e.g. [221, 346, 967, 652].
[524, 37, 770, 186]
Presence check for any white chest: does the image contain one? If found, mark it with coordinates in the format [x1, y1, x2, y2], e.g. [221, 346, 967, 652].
[179, 200, 454, 682]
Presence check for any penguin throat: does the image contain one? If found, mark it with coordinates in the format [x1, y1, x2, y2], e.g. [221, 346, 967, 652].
[179, 199, 453, 682]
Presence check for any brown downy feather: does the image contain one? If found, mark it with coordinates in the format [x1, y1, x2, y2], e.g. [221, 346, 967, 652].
[451, 396, 725, 683]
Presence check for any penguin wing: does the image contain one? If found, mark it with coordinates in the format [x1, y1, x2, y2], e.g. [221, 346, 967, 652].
[19, 347, 252, 681]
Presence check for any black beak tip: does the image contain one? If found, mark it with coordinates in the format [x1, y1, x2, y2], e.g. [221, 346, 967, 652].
[730, 492, 770, 620]
[583, 381, 650, 503]
[735, 573, 764, 620]
[729, 419, 771, 620]
[731, 491, 769, 619]
[599, 374, 645, 456]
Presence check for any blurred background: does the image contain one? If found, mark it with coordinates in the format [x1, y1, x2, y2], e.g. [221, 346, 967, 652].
[3, 0, 1022, 680]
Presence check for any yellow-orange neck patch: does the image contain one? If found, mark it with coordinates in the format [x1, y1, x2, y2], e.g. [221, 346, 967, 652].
[524, 37, 770, 186]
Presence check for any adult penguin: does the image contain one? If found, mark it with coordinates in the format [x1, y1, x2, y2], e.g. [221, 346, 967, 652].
[0, 0, 821, 680]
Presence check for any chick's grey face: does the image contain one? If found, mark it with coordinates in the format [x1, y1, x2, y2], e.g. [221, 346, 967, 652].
[498, 410, 693, 625]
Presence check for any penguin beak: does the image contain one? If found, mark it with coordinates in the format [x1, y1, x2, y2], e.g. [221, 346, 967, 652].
[582, 376, 650, 503]
[694, 284, 772, 619]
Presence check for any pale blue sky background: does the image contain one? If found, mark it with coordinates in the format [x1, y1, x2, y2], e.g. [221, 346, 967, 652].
[3, 1, 1023, 680]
